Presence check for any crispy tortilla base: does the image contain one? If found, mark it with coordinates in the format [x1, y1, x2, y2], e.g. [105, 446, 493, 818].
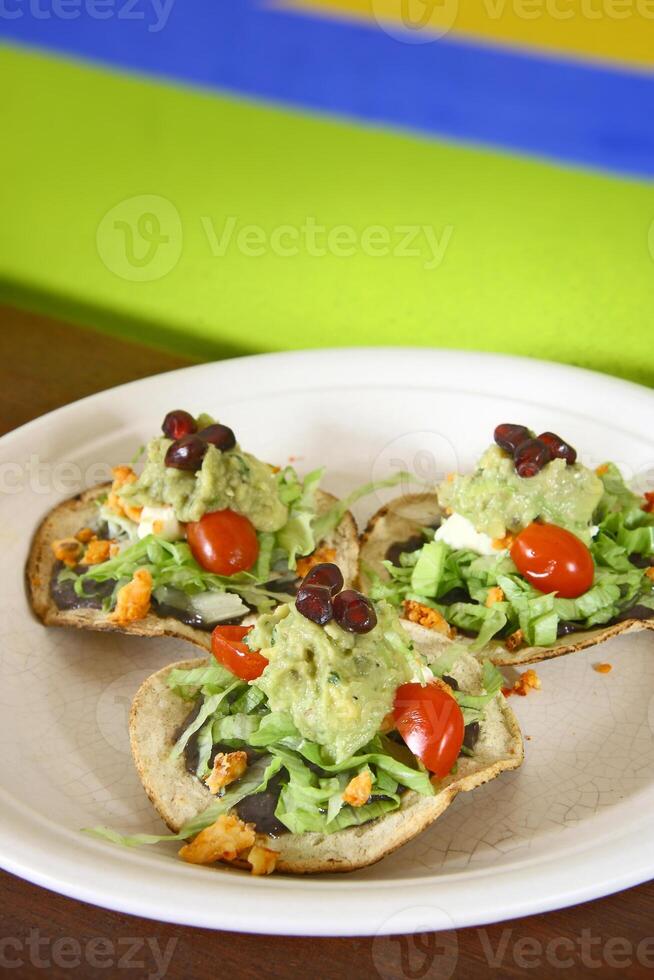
[359, 493, 654, 667]
[129, 651, 523, 875]
[26, 484, 359, 653]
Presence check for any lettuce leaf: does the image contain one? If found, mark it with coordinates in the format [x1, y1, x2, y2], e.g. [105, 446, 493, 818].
[311, 471, 418, 544]
[410, 541, 447, 597]
[74, 534, 289, 612]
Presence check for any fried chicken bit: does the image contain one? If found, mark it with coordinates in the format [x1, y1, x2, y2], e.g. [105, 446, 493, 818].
[52, 538, 83, 567]
[504, 669, 541, 698]
[645, 567, 654, 582]
[492, 533, 515, 551]
[485, 586, 505, 608]
[296, 546, 337, 579]
[247, 841, 278, 876]
[109, 568, 152, 625]
[75, 527, 95, 544]
[82, 539, 111, 565]
[596, 464, 609, 476]
[505, 628, 524, 653]
[107, 465, 142, 523]
[178, 814, 255, 866]
[379, 711, 396, 734]
[343, 770, 372, 807]
[403, 600, 456, 639]
[205, 751, 248, 795]
[432, 676, 456, 700]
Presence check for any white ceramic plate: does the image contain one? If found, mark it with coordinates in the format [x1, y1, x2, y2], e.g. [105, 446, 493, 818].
[1, 349, 653, 936]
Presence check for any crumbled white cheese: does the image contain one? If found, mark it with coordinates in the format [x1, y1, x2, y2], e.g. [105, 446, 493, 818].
[137, 505, 183, 542]
[435, 512, 497, 556]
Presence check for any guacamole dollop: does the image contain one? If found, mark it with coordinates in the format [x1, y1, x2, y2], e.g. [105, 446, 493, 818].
[249, 602, 418, 763]
[119, 436, 288, 532]
[438, 445, 603, 542]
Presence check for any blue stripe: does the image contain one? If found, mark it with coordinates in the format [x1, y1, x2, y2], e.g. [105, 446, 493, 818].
[2, 0, 654, 177]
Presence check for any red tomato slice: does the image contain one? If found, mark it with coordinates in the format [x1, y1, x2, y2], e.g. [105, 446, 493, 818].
[187, 509, 259, 575]
[393, 683, 464, 777]
[510, 522, 594, 599]
[211, 625, 268, 681]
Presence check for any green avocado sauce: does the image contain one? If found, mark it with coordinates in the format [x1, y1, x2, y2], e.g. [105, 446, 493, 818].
[118, 434, 288, 532]
[438, 445, 604, 542]
[249, 602, 417, 763]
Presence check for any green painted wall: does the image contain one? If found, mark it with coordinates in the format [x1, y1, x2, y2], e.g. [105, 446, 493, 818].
[2, 47, 653, 385]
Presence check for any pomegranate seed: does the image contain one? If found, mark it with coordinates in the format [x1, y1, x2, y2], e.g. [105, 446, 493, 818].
[537, 431, 577, 466]
[333, 589, 377, 634]
[198, 423, 236, 452]
[162, 410, 197, 440]
[296, 584, 333, 625]
[514, 438, 552, 478]
[164, 434, 208, 471]
[494, 424, 530, 455]
[302, 562, 344, 596]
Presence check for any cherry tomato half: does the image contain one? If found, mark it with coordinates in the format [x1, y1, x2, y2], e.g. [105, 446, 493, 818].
[393, 683, 464, 778]
[510, 522, 594, 599]
[211, 625, 268, 681]
[187, 509, 259, 575]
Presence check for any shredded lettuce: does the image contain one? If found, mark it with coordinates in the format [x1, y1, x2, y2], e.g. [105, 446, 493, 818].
[410, 541, 448, 597]
[312, 471, 418, 544]
[166, 662, 238, 700]
[371, 464, 653, 651]
[73, 534, 290, 612]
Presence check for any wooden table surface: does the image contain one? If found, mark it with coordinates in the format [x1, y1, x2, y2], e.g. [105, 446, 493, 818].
[1, 304, 653, 980]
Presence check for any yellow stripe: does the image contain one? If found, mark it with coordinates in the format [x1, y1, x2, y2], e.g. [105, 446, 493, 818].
[277, 0, 654, 68]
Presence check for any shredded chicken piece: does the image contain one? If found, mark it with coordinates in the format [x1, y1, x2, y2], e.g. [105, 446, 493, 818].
[75, 527, 95, 544]
[379, 711, 395, 734]
[109, 543, 121, 557]
[106, 465, 142, 522]
[485, 586, 505, 607]
[492, 533, 515, 551]
[594, 663, 613, 674]
[205, 752, 248, 795]
[82, 539, 111, 565]
[504, 628, 524, 652]
[247, 841, 278, 876]
[403, 600, 456, 639]
[504, 668, 541, 698]
[343, 771, 372, 807]
[109, 568, 152, 624]
[178, 814, 255, 865]
[432, 676, 456, 700]
[296, 546, 337, 579]
[52, 538, 83, 567]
